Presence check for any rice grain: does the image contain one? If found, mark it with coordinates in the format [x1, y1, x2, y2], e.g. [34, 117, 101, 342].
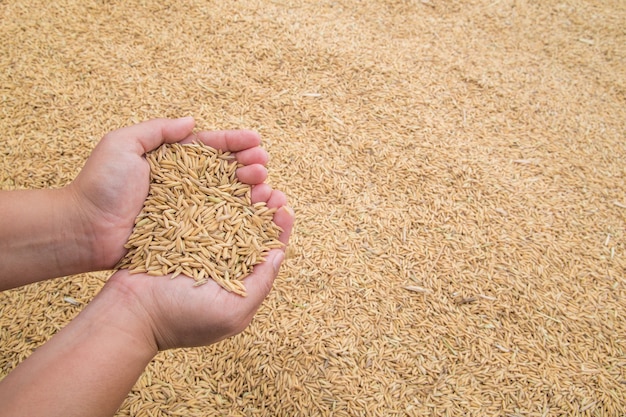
[116, 142, 283, 296]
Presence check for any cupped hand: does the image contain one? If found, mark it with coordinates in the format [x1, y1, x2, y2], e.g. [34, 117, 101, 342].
[67, 117, 270, 271]
[102, 186, 294, 350]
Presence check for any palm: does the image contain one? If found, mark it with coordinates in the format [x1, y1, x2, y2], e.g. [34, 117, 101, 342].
[69, 118, 274, 270]
[72, 141, 152, 268]
[108, 263, 267, 349]
[106, 189, 293, 350]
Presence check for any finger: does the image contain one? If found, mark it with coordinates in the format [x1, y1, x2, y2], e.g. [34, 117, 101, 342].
[234, 147, 269, 166]
[236, 164, 267, 184]
[273, 206, 295, 246]
[251, 187, 294, 246]
[181, 132, 268, 167]
[242, 250, 284, 304]
[105, 117, 196, 154]
[251, 183, 272, 204]
[266, 189, 288, 209]
[195, 130, 261, 152]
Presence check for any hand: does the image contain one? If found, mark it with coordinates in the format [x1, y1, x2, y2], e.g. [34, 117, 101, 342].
[102, 185, 294, 350]
[67, 117, 271, 271]
[0, 188, 293, 417]
[0, 121, 293, 415]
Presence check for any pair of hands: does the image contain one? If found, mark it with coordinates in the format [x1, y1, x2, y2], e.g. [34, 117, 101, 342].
[68, 117, 294, 351]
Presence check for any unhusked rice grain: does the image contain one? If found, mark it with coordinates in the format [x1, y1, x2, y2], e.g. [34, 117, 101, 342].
[116, 142, 283, 296]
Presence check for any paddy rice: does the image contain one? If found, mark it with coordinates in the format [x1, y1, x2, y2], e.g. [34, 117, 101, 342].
[116, 142, 283, 296]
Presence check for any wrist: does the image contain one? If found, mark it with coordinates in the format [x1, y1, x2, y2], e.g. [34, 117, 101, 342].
[0, 187, 99, 289]
[88, 272, 160, 358]
[92, 271, 159, 361]
[61, 183, 110, 272]
[0, 270, 158, 417]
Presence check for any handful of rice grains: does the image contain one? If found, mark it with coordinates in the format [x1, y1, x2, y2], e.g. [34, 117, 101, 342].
[116, 141, 283, 296]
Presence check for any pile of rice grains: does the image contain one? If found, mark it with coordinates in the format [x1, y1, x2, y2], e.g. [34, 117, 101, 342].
[116, 142, 283, 296]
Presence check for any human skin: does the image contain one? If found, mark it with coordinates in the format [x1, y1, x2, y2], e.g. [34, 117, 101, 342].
[0, 117, 277, 289]
[0, 117, 295, 417]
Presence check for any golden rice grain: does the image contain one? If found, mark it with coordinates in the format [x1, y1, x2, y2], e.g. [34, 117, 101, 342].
[3, 1, 626, 415]
[116, 142, 283, 296]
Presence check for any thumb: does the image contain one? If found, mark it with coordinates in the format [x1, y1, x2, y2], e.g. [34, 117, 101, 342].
[242, 250, 284, 303]
[107, 117, 196, 154]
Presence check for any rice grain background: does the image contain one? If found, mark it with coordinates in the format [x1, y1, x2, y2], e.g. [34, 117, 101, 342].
[1, 0, 625, 415]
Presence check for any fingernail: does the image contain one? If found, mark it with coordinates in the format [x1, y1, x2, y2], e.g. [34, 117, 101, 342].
[272, 251, 285, 273]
